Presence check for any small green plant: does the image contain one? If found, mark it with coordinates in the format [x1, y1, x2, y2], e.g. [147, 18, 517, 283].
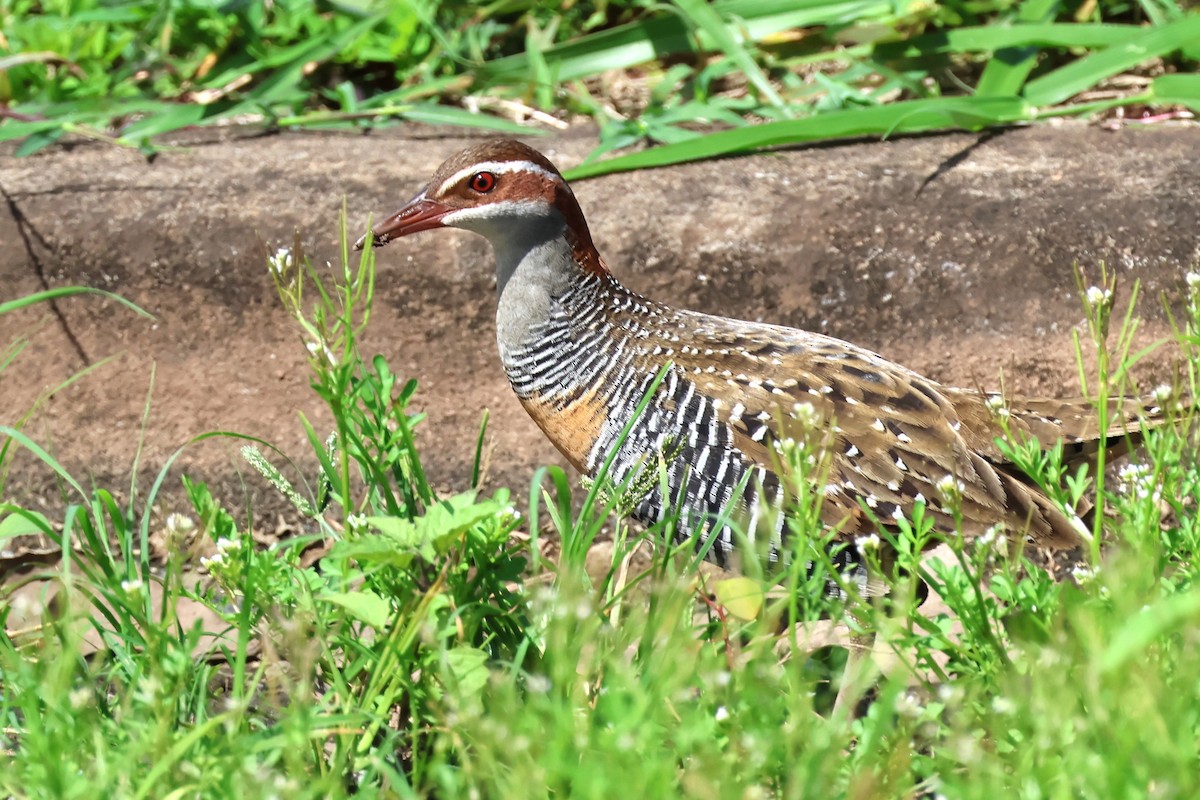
[4, 1, 1198, 162]
[4, 232, 1200, 797]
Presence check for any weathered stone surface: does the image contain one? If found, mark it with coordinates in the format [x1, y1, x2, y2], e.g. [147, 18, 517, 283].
[1, 123, 1197, 519]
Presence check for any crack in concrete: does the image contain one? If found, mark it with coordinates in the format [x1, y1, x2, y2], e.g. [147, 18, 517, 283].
[0, 181, 92, 366]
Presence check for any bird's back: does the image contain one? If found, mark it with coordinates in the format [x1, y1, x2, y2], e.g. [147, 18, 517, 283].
[509, 273, 1152, 568]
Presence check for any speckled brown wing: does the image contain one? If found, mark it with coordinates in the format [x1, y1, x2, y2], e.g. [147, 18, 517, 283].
[944, 390, 1158, 470]
[670, 314, 1091, 550]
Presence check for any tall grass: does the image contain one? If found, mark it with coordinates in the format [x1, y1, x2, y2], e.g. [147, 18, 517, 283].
[2, 226, 1198, 797]
[3, 0, 1197, 165]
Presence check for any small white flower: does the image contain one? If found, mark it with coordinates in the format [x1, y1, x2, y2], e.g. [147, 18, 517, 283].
[937, 684, 960, 703]
[991, 696, 1016, 715]
[120, 578, 144, 595]
[200, 552, 225, 571]
[305, 339, 337, 365]
[1152, 384, 1173, 403]
[936, 474, 965, 501]
[1117, 462, 1157, 501]
[855, 533, 881, 555]
[1118, 463, 1150, 483]
[1071, 564, 1098, 584]
[893, 691, 922, 718]
[69, 687, 92, 710]
[1187, 271, 1200, 288]
[984, 394, 1006, 412]
[790, 401, 818, 427]
[216, 537, 240, 554]
[10, 594, 41, 617]
[1086, 285, 1112, 307]
[977, 524, 1003, 549]
[268, 247, 293, 275]
[165, 513, 195, 535]
[714, 705, 730, 722]
[136, 675, 163, 702]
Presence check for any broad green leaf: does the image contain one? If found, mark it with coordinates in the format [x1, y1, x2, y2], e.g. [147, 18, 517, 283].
[1023, 15, 1200, 107]
[118, 104, 209, 141]
[1101, 589, 1200, 674]
[477, 0, 890, 84]
[0, 508, 53, 539]
[68, 7, 145, 23]
[14, 127, 66, 157]
[0, 119, 63, 145]
[321, 590, 391, 629]
[365, 492, 503, 559]
[875, 22, 1133, 60]
[975, 0, 1063, 97]
[1149, 74, 1200, 111]
[443, 647, 491, 698]
[714, 577, 764, 620]
[646, 124, 703, 144]
[328, 537, 415, 568]
[566, 96, 1033, 180]
[395, 105, 541, 134]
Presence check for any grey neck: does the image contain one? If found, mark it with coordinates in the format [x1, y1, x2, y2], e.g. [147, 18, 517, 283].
[494, 233, 580, 362]
[459, 212, 581, 362]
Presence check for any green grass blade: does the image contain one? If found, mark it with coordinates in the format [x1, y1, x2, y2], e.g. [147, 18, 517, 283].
[0, 119, 64, 145]
[223, 15, 384, 115]
[1023, 15, 1200, 107]
[476, 0, 889, 84]
[975, 0, 1063, 97]
[471, 410, 489, 490]
[565, 96, 1033, 180]
[117, 103, 209, 142]
[0, 286, 153, 318]
[1148, 73, 1200, 111]
[394, 104, 544, 134]
[672, 0, 789, 112]
[13, 126, 66, 156]
[874, 22, 1136, 60]
[1101, 589, 1200, 674]
[0, 426, 87, 499]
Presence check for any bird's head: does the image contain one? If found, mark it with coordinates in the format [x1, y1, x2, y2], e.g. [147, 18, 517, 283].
[356, 139, 606, 277]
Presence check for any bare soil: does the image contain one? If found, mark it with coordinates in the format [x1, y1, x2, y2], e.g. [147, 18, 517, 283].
[2, 122, 1198, 546]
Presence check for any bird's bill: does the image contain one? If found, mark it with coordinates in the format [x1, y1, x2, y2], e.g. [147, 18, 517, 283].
[354, 190, 453, 250]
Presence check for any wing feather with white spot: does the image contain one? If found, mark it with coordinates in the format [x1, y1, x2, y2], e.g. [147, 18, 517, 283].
[662, 315, 1090, 549]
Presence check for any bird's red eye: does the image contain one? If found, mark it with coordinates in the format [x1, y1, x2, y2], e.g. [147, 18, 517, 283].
[469, 172, 496, 193]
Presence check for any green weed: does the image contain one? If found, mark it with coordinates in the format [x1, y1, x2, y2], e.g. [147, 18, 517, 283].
[3, 0, 1197, 164]
[2, 228, 1199, 797]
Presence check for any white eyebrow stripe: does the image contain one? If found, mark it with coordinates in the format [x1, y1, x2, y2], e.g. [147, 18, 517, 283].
[437, 160, 563, 194]
[441, 200, 554, 223]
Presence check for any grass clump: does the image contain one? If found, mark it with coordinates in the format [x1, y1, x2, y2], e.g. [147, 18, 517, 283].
[2, 227, 1200, 797]
[3, 1, 1197, 165]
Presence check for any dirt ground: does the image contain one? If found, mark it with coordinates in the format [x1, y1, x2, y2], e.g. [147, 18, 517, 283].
[2, 122, 1199, 545]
